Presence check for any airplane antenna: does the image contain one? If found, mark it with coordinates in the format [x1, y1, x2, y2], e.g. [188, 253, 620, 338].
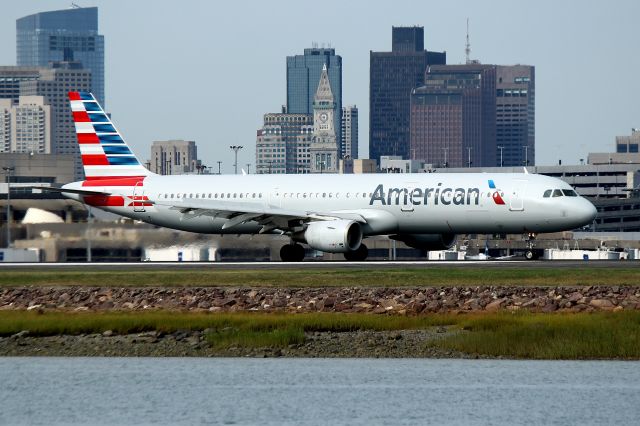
[71, 2, 82, 8]
[465, 18, 471, 64]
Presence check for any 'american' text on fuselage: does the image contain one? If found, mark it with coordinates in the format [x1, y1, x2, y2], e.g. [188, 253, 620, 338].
[369, 184, 481, 206]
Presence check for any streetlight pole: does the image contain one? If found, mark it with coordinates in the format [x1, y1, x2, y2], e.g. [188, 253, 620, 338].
[246, 163, 251, 174]
[217, 161, 222, 175]
[523, 145, 529, 167]
[230, 145, 243, 175]
[467, 147, 472, 168]
[3, 167, 14, 248]
[443, 147, 449, 168]
[497, 146, 504, 167]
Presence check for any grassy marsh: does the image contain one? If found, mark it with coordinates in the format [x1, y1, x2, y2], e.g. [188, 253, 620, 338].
[1, 311, 639, 358]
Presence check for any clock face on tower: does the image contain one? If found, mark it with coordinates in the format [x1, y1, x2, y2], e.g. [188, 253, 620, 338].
[319, 112, 328, 123]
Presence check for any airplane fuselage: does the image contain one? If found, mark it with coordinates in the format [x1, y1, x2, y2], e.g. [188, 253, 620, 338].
[64, 172, 597, 236]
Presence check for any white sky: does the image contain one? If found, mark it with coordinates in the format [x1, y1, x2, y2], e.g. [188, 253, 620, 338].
[1, 0, 639, 172]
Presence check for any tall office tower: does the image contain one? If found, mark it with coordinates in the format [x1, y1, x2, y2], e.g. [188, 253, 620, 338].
[286, 47, 342, 154]
[0, 67, 42, 102]
[369, 26, 446, 162]
[341, 105, 358, 159]
[150, 140, 200, 175]
[17, 6, 104, 106]
[255, 112, 313, 174]
[20, 61, 91, 179]
[410, 64, 496, 168]
[0, 96, 51, 153]
[309, 65, 339, 173]
[496, 65, 535, 166]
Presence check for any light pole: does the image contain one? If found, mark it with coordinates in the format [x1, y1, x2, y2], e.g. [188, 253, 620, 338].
[246, 163, 251, 174]
[467, 147, 473, 168]
[230, 145, 243, 175]
[443, 147, 449, 168]
[217, 161, 222, 175]
[497, 146, 504, 167]
[2, 167, 14, 248]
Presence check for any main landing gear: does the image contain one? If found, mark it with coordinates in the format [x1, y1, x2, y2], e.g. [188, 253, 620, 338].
[524, 232, 538, 260]
[280, 243, 305, 262]
[344, 244, 368, 261]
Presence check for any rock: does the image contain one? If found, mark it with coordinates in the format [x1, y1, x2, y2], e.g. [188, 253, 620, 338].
[485, 299, 504, 312]
[102, 330, 114, 337]
[589, 299, 614, 310]
[11, 330, 29, 339]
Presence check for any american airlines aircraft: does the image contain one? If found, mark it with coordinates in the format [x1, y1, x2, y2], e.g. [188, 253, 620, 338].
[48, 92, 596, 261]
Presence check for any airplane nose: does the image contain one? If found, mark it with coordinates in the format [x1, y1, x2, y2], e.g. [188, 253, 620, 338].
[578, 198, 597, 225]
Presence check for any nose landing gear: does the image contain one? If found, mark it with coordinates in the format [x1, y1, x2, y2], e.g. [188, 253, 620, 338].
[524, 233, 538, 260]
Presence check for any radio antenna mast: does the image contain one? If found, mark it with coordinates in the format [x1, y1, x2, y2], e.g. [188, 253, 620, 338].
[465, 18, 471, 64]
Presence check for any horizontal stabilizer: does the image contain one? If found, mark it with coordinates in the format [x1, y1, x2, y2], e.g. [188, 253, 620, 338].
[28, 186, 111, 196]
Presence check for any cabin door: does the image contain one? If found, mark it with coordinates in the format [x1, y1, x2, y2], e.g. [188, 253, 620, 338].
[509, 180, 527, 212]
[133, 181, 146, 212]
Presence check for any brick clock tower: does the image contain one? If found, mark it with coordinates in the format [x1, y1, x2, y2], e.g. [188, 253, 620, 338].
[310, 64, 339, 173]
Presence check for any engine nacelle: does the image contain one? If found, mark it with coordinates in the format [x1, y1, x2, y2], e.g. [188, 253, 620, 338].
[299, 220, 363, 253]
[391, 233, 456, 251]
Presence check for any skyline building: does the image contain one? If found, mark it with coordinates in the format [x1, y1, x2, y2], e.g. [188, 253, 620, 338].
[255, 112, 313, 174]
[0, 66, 42, 103]
[409, 64, 497, 168]
[286, 47, 342, 154]
[309, 65, 339, 173]
[0, 95, 51, 154]
[149, 140, 200, 175]
[496, 65, 535, 166]
[341, 105, 358, 159]
[20, 61, 91, 179]
[369, 26, 446, 163]
[17, 6, 104, 106]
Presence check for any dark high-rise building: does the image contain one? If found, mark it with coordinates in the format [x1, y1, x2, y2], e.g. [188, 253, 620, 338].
[496, 65, 535, 166]
[17, 6, 104, 106]
[410, 64, 496, 168]
[369, 26, 446, 162]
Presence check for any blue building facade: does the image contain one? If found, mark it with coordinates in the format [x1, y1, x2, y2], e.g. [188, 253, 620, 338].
[17, 7, 105, 106]
[286, 48, 342, 155]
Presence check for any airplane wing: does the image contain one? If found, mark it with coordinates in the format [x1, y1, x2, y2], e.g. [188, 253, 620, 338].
[152, 198, 366, 233]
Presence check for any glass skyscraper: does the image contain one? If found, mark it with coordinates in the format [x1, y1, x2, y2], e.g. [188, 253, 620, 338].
[16, 6, 104, 106]
[286, 48, 342, 154]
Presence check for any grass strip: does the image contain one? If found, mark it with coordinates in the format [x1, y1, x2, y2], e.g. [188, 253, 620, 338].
[1, 311, 639, 358]
[1, 267, 640, 287]
[428, 310, 640, 359]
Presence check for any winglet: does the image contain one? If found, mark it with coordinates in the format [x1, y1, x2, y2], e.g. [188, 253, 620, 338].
[523, 167, 529, 174]
[241, 169, 247, 175]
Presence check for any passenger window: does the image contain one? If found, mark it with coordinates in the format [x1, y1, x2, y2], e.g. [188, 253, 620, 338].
[323, 193, 326, 198]
[562, 189, 578, 197]
[190, 193, 194, 198]
[195, 194, 199, 198]
[543, 190, 552, 198]
[553, 189, 563, 197]
[221, 194, 224, 198]
[259, 193, 262, 198]
[303, 193, 307, 198]
[363, 193, 366, 198]
[233, 193, 237, 198]
[239, 194, 243, 198]
[252, 193, 256, 198]
[164, 194, 168, 198]
[208, 193, 212, 198]
[215, 193, 218, 198]
[227, 193, 231, 198]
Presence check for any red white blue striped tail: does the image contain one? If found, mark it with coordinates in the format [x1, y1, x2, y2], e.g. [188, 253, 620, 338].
[69, 91, 152, 180]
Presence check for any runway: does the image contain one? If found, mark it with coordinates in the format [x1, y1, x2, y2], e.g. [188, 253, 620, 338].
[0, 260, 635, 270]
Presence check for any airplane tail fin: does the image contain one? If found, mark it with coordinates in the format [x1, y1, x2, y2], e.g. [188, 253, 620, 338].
[69, 91, 152, 181]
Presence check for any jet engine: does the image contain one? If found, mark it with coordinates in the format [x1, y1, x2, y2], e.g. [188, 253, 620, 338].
[390, 233, 456, 251]
[299, 220, 363, 253]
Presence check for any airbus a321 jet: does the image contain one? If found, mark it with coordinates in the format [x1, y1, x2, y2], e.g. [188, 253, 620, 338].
[49, 92, 596, 261]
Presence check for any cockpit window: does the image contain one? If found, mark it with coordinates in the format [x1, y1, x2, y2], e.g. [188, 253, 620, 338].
[543, 189, 552, 198]
[552, 189, 563, 197]
[562, 189, 577, 197]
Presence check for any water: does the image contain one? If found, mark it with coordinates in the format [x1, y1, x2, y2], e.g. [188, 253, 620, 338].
[1, 358, 638, 426]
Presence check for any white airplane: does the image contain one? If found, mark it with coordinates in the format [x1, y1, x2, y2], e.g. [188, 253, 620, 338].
[50, 92, 596, 261]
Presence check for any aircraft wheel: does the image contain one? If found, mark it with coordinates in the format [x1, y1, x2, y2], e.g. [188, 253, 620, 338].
[524, 250, 535, 260]
[280, 244, 305, 262]
[344, 244, 368, 261]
